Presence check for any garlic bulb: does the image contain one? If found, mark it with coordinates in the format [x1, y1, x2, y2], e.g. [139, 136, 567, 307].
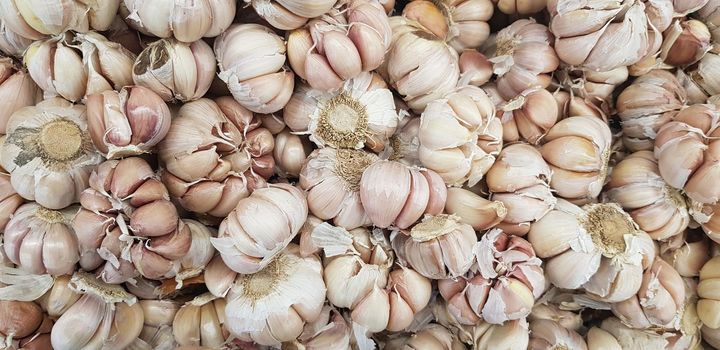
[214, 24, 294, 114]
[359, 160, 447, 229]
[528, 200, 656, 302]
[552, 91, 606, 121]
[605, 151, 690, 241]
[556, 66, 629, 104]
[3, 203, 79, 276]
[290, 306, 351, 350]
[616, 70, 686, 152]
[488, 19, 559, 100]
[1, 98, 103, 209]
[50, 272, 143, 350]
[590, 315, 702, 350]
[548, 0, 661, 72]
[470, 318, 529, 350]
[499, 87, 558, 145]
[698, 256, 720, 328]
[119, 0, 236, 42]
[75, 31, 136, 97]
[274, 129, 312, 178]
[458, 50, 492, 87]
[677, 53, 720, 103]
[159, 97, 274, 218]
[418, 85, 501, 186]
[173, 293, 229, 348]
[393, 214, 477, 279]
[385, 323, 467, 350]
[385, 16, 460, 112]
[300, 148, 378, 230]
[528, 319, 587, 350]
[223, 244, 326, 347]
[174, 219, 215, 286]
[655, 104, 720, 206]
[529, 302, 583, 331]
[439, 229, 544, 325]
[0, 19, 34, 57]
[699, 0, 720, 45]
[445, 187, 506, 231]
[660, 19, 711, 67]
[36, 275, 80, 318]
[133, 299, 178, 350]
[0, 300, 44, 342]
[72, 157, 191, 283]
[660, 230, 710, 278]
[284, 73, 399, 151]
[402, 0, 493, 52]
[132, 38, 215, 102]
[86, 86, 171, 159]
[0, 168, 22, 234]
[0, 58, 40, 133]
[540, 115, 611, 203]
[493, 0, 546, 15]
[486, 143, 556, 235]
[210, 184, 307, 274]
[611, 259, 685, 329]
[287, 0, 391, 91]
[246, 0, 338, 30]
[0, 0, 119, 36]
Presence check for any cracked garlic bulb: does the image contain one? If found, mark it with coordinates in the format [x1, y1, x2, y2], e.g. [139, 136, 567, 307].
[0, 0, 119, 37]
[402, 0, 493, 52]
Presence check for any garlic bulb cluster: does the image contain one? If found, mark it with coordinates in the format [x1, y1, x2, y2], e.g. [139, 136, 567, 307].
[72, 157, 190, 283]
[418, 85, 502, 186]
[288, 0, 391, 91]
[0, 0, 119, 37]
[159, 97, 274, 218]
[246, 0, 338, 30]
[119, 0, 236, 42]
[1, 98, 103, 209]
[0, 58, 40, 133]
[214, 24, 295, 114]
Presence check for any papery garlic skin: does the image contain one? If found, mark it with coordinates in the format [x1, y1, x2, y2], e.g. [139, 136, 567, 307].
[0, 19, 34, 57]
[528, 319, 587, 350]
[120, 0, 236, 42]
[300, 148, 378, 230]
[247, 0, 338, 30]
[359, 160, 447, 229]
[486, 143, 556, 235]
[224, 244, 326, 347]
[133, 38, 215, 102]
[72, 157, 191, 283]
[287, 0, 391, 91]
[418, 85, 502, 186]
[605, 151, 689, 241]
[214, 24, 294, 114]
[382, 115, 422, 167]
[211, 184, 307, 274]
[384, 16, 460, 112]
[661, 19, 711, 67]
[402, 0, 493, 52]
[173, 293, 229, 348]
[699, 0, 720, 45]
[445, 187, 506, 231]
[174, 220, 215, 286]
[594, 316, 701, 350]
[86, 86, 171, 159]
[0, 0, 119, 36]
[499, 87, 558, 145]
[284, 73, 399, 151]
[489, 19, 559, 100]
[291, 306, 351, 350]
[617, 70, 686, 152]
[159, 97, 274, 218]
[556, 66, 629, 105]
[385, 323, 467, 350]
[1, 98, 102, 209]
[0, 58, 41, 133]
[75, 31, 136, 97]
[679, 52, 720, 103]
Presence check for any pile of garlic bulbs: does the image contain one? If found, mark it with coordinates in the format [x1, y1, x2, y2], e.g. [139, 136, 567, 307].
[3, 0, 720, 349]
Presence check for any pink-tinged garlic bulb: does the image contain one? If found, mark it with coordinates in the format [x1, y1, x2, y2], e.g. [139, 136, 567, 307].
[24, 32, 136, 102]
[528, 200, 656, 302]
[158, 97, 274, 218]
[132, 300, 177, 350]
[439, 229, 544, 325]
[384, 323, 467, 350]
[605, 151, 690, 241]
[660, 230, 710, 278]
[50, 272, 143, 350]
[418, 85, 501, 186]
[393, 214, 477, 279]
[1, 98, 103, 209]
[359, 160, 447, 229]
[616, 70, 686, 152]
[698, 256, 720, 328]
[246, 0, 338, 30]
[287, 0, 391, 91]
[384, 16, 460, 113]
[611, 259, 685, 330]
[488, 19, 559, 100]
[655, 104, 720, 206]
[540, 115, 612, 203]
[0, 19, 34, 57]
[72, 157, 191, 284]
[173, 293, 229, 348]
[552, 91, 606, 121]
[174, 219, 215, 287]
[86, 86, 171, 159]
[445, 187, 506, 231]
[274, 129, 312, 178]
[0, 0, 119, 36]
[402, 0, 494, 52]
[660, 19, 712, 67]
[132, 38, 215, 102]
[485, 143, 556, 235]
[458, 50, 493, 87]
[222, 244, 326, 347]
[0, 170, 22, 233]
[290, 306, 351, 350]
[549, 0, 663, 72]
[528, 319, 587, 350]
[283, 73, 399, 151]
[499, 88, 558, 145]
[214, 24, 294, 114]
[300, 148, 378, 230]
[0, 58, 41, 133]
[119, 0, 236, 42]
[210, 184, 307, 274]
[493, 0, 546, 15]
[3, 203, 79, 276]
